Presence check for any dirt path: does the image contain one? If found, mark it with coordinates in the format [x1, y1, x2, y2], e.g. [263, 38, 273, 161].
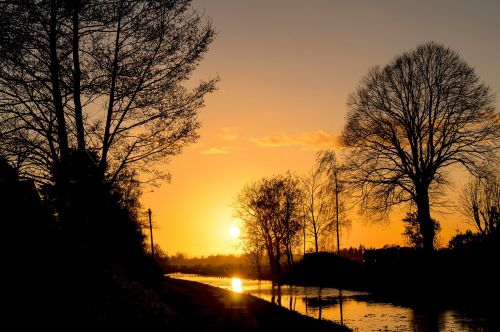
[162, 277, 350, 332]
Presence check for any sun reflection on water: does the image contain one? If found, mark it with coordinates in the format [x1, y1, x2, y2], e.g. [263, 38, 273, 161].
[169, 274, 496, 331]
[231, 277, 242, 293]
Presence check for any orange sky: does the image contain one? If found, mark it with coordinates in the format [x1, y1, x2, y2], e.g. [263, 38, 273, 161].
[143, 0, 500, 257]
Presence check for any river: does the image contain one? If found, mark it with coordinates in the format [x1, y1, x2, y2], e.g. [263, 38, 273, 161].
[168, 273, 498, 332]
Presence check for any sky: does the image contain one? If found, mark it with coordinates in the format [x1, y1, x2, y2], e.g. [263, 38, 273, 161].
[143, 0, 500, 257]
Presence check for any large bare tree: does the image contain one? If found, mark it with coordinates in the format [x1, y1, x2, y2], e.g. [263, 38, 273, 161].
[342, 42, 499, 252]
[0, 0, 216, 190]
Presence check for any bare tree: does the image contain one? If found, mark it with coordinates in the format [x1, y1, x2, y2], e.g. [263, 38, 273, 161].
[280, 174, 303, 270]
[342, 42, 499, 252]
[459, 163, 499, 237]
[0, 0, 216, 191]
[238, 199, 266, 278]
[242, 229, 265, 278]
[234, 173, 303, 279]
[301, 167, 335, 253]
[317, 150, 350, 255]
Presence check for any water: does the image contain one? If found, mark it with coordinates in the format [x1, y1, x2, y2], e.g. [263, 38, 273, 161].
[168, 273, 499, 332]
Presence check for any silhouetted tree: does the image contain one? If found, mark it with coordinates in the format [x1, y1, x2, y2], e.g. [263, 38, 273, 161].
[316, 150, 350, 255]
[280, 174, 303, 270]
[459, 163, 499, 237]
[0, 0, 216, 199]
[402, 211, 440, 249]
[240, 224, 265, 278]
[234, 173, 303, 279]
[1, 2, 214, 326]
[342, 42, 499, 252]
[302, 167, 335, 253]
[448, 230, 479, 250]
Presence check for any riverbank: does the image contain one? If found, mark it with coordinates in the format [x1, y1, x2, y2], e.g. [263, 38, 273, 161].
[283, 250, 500, 312]
[161, 277, 350, 331]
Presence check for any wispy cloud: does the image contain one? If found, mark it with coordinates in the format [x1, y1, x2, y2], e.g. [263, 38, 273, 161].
[251, 130, 340, 150]
[217, 127, 239, 141]
[201, 147, 237, 155]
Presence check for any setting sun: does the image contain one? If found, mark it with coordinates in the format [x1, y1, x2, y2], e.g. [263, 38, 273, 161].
[229, 226, 240, 238]
[231, 277, 242, 293]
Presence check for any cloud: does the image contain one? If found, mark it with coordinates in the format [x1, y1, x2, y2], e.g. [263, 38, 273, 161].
[201, 147, 237, 155]
[217, 127, 239, 141]
[251, 130, 340, 150]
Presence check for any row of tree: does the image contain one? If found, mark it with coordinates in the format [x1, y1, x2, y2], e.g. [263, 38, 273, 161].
[0, 0, 215, 218]
[233, 150, 349, 279]
[235, 154, 498, 280]
[0, 1, 215, 326]
[235, 42, 499, 280]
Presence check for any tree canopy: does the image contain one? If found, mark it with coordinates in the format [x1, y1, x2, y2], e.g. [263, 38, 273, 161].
[0, 0, 216, 187]
[234, 173, 303, 279]
[342, 42, 499, 252]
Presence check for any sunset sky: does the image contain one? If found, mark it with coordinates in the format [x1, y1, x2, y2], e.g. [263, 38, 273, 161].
[143, 0, 500, 257]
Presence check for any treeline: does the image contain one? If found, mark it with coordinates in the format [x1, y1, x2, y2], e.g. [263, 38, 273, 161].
[159, 252, 271, 279]
[163, 252, 246, 266]
[232, 151, 498, 282]
[1, 154, 172, 329]
[159, 247, 365, 280]
[233, 42, 499, 285]
[284, 233, 500, 309]
[234, 151, 350, 280]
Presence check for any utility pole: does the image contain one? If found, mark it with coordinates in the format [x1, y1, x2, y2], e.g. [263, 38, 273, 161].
[335, 171, 340, 256]
[148, 208, 155, 259]
[303, 216, 306, 256]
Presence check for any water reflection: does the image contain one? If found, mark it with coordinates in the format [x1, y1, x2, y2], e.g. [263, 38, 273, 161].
[231, 277, 242, 293]
[168, 273, 498, 332]
[411, 308, 443, 332]
[271, 284, 281, 306]
[338, 289, 344, 326]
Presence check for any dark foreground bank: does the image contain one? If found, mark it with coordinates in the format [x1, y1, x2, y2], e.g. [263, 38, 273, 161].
[161, 277, 350, 332]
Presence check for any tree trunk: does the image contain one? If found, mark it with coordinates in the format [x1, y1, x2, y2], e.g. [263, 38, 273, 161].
[335, 176, 340, 256]
[416, 185, 434, 252]
[285, 239, 293, 272]
[314, 231, 319, 253]
[275, 241, 282, 279]
[49, 0, 69, 163]
[49, 0, 70, 221]
[255, 251, 262, 278]
[265, 239, 281, 281]
[100, 10, 123, 177]
[303, 218, 306, 255]
[72, 3, 85, 151]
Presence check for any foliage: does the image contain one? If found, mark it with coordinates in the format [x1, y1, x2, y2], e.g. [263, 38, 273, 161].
[448, 230, 482, 250]
[285, 252, 363, 289]
[402, 212, 440, 249]
[2, 153, 167, 327]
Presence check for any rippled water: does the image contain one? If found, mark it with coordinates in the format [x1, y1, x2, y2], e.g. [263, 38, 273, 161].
[168, 273, 499, 332]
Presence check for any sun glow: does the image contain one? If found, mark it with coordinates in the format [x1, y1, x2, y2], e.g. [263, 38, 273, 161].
[231, 277, 242, 293]
[229, 226, 240, 238]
